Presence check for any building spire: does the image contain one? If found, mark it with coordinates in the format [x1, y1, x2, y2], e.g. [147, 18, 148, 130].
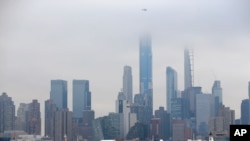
[184, 48, 194, 89]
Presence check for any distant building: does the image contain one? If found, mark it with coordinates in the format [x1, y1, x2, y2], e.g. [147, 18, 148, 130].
[209, 105, 235, 138]
[0, 92, 15, 133]
[150, 118, 160, 140]
[123, 66, 133, 104]
[26, 100, 41, 135]
[172, 119, 192, 141]
[184, 48, 193, 90]
[133, 93, 145, 123]
[80, 110, 95, 140]
[73, 80, 91, 119]
[15, 103, 29, 131]
[196, 93, 213, 137]
[44, 99, 57, 138]
[171, 98, 183, 119]
[139, 34, 153, 124]
[92, 118, 104, 141]
[166, 66, 178, 113]
[154, 107, 171, 141]
[241, 99, 250, 124]
[54, 109, 72, 141]
[182, 87, 202, 119]
[116, 91, 136, 139]
[212, 80, 223, 116]
[50, 80, 67, 109]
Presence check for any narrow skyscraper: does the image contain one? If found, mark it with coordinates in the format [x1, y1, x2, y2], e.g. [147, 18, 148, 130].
[212, 80, 223, 116]
[54, 109, 72, 141]
[27, 99, 41, 135]
[73, 80, 91, 118]
[140, 35, 152, 95]
[50, 80, 68, 109]
[184, 48, 193, 90]
[139, 34, 153, 123]
[123, 65, 133, 103]
[166, 66, 178, 113]
[0, 92, 15, 133]
[45, 99, 57, 138]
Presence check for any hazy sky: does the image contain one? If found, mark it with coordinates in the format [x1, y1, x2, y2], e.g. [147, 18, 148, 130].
[1, 0, 250, 125]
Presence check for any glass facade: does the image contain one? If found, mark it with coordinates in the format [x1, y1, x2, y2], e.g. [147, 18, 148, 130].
[166, 66, 178, 113]
[50, 80, 67, 110]
[73, 80, 91, 118]
[139, 35, 153, 124]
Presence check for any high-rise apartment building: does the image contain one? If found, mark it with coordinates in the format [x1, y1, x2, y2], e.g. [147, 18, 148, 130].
[54, 109, 72, 141]
[27, 99, 41, 135]
[15, 103, 29, 131]
[172, 119, 193, 141]
[45, 99, 57, 138]
[212, 80, 223, 116]
[0, 92, 15, 133]
[116, 91, 136, 139]
[218, 105, 235, 136]
[184, 48, 193, 90]
[73, 80, 91, 118]
[50, 80, 67, 109]
[166, 66, 178, 113]
[241, 99, 250, 124]
[196, 93, 213, 136]
[139, 34, 153, 124]
[154, 107, 171, 141]
[123, 65, 133, 103]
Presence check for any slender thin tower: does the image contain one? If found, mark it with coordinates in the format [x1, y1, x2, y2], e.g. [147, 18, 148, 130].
[184, 48, 194, 89]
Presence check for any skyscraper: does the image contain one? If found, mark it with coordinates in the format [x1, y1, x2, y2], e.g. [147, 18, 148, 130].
[16, 103, 29, 131]
[212, 80, 222, 116]
[27, 99, 41, 135]
[123, 65, 133, 103]
[196, 93, 213, 136]
[0, 92, 15, 133]
[140, 35, 152, 95]
[241, 99, 250, 124]
[154, 107, 171, 141]
[115, 91, 136, 139]
[166, 66, 178, 113]
[54, 109, 72, 141]
[50, 80, 67, 109]
[184, 48, 193, 90]
[139, 34, 153, 123]
[45, 99, 57, 138]
[73, 80, 91, 118]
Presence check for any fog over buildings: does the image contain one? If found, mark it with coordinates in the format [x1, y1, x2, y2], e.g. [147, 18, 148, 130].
[0, 0, 250, 130]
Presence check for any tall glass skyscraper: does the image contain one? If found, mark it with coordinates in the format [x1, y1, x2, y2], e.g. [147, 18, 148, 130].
[140, 35, 152, 95]
[123, 65, 133, 104]
[139, 34, 153, 123]
[184, 49, 193, 90]
[50, 80, 67, 109]
[73, 80, 91, 118]
[212, 80, 222, 116]
[166, 66, 178, 113]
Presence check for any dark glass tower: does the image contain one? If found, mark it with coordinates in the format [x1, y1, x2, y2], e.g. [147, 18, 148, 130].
[123, 66, 133, 104]
[166, 66, 178, 113]
[50, 80, 68, 109]
[73, 80, 91, 118]
[139, 34, 153, 124]
[184, 49, 193, 90]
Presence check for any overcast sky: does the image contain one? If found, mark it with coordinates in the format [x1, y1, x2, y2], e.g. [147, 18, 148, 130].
[1, 0, 250, 127]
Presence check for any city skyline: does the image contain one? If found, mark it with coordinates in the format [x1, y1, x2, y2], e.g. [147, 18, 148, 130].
[1, 0, 250, 122]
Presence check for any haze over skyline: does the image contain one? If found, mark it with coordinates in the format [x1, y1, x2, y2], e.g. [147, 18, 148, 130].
[1, 0, 250, 122]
